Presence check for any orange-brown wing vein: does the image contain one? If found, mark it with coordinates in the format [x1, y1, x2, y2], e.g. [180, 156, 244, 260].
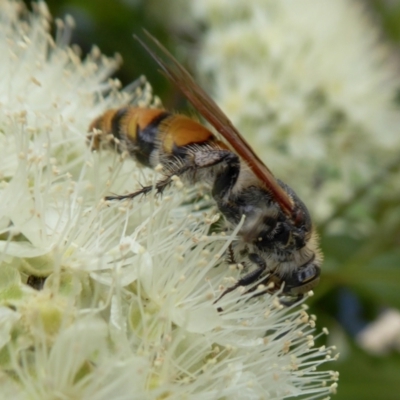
[135, 31, 294, 216]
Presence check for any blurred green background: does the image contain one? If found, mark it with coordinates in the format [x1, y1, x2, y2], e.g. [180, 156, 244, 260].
[22, 1, 400, 399]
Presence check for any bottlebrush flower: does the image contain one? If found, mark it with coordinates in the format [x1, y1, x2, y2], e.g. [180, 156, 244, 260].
[0, 1, 337, 399]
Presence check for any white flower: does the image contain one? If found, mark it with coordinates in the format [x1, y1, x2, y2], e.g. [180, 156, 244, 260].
[189, 0, 400, 228]
[0, 1, 338, 399]
[357, 309, 400, 355]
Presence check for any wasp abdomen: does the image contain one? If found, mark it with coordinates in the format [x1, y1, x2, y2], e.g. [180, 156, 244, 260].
[89, 107, 223, 168]
[89, 107, 169, 167]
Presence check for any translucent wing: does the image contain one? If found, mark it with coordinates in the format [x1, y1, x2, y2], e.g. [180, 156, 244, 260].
[136, 31, 294, 216]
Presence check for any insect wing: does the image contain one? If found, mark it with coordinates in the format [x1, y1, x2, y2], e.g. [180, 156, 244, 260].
[136, 31, 294, 216]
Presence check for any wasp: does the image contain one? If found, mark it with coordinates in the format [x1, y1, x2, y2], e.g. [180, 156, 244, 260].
[88, 32, 322, 304]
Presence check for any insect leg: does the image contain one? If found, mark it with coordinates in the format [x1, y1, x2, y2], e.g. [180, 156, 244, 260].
[246, 272, 305, 305]
[214, 253, 267, 303]
[106, 149, 240, 201]
[226, 243, 236, 264]
[105, 164, 194, 201]
[208, 152, 241, 200]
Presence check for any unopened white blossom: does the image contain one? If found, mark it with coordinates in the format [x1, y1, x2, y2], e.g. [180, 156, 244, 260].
[189, 0, 400, 230]
[0, 2, 337, 399]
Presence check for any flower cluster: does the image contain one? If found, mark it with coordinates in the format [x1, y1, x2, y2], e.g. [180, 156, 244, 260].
[190, 0, 400, 230]
[0, 1, 337, 399]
